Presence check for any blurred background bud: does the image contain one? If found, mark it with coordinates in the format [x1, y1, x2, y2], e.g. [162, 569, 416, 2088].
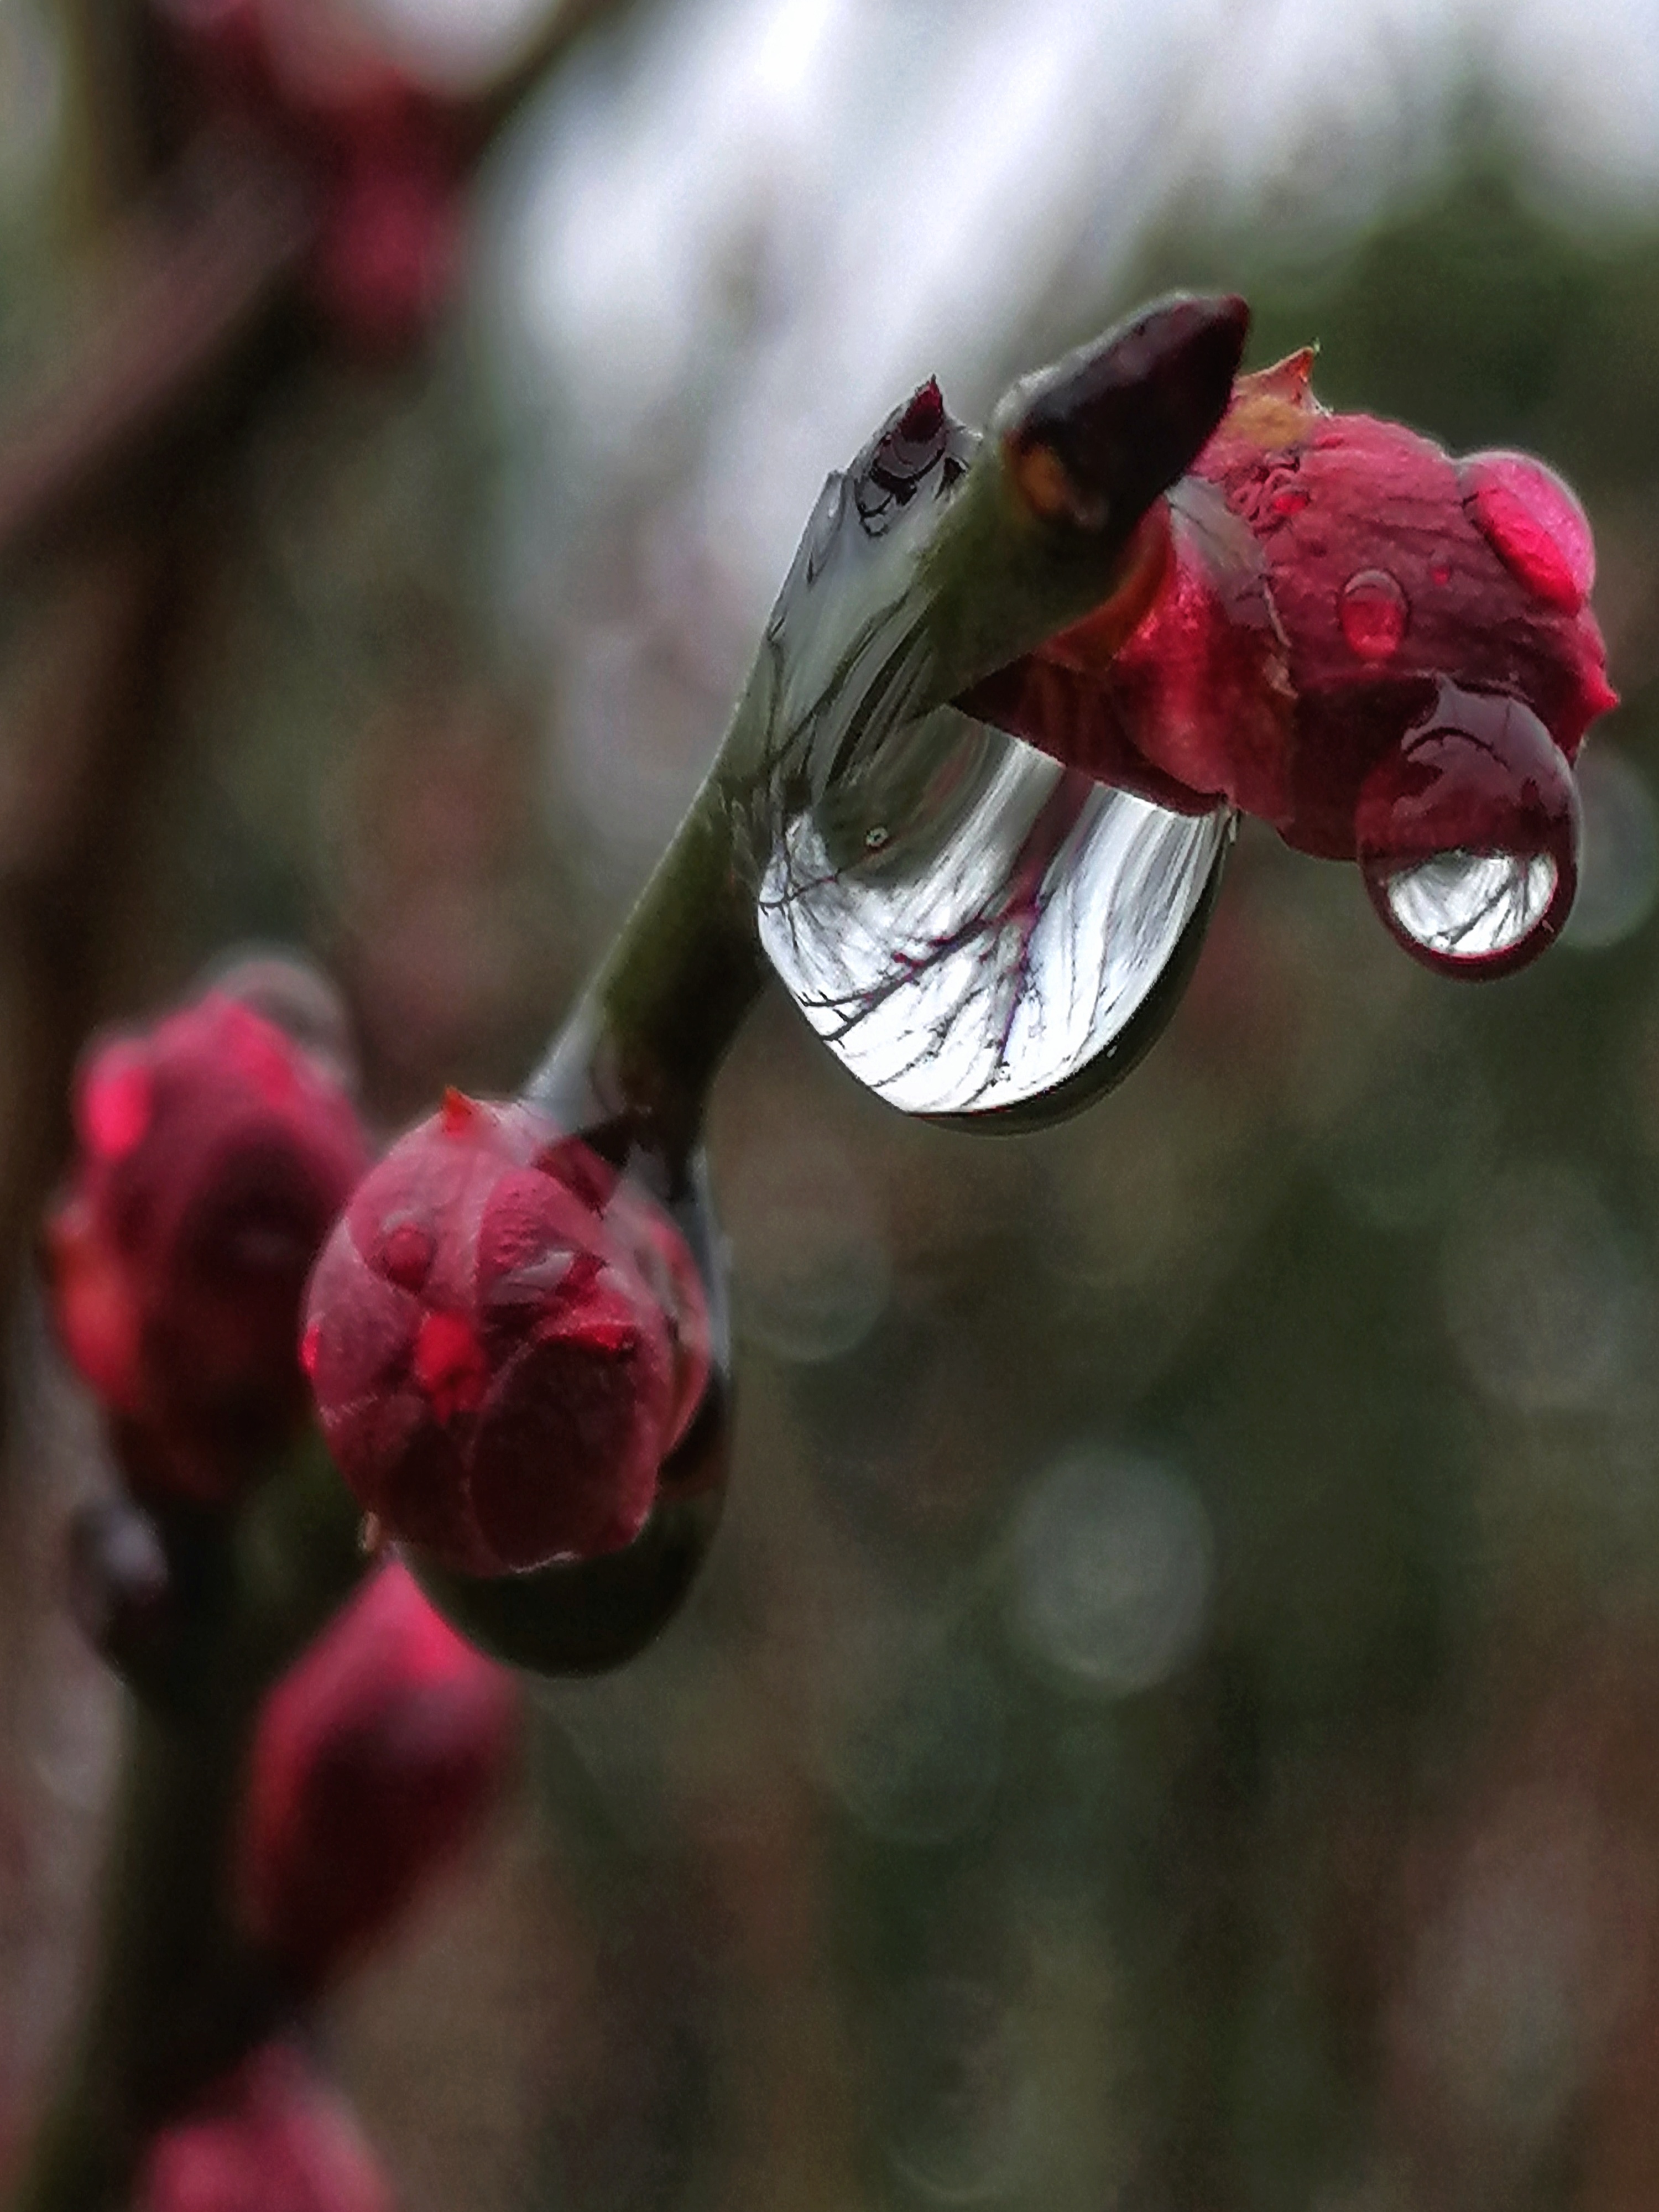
[44, 989, 370, 1503]
[135, 2041, 394, 2212]
[239, 1559, 520, 1990]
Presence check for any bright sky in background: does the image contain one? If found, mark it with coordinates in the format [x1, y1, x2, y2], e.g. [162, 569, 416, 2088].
[364, 0, 1659, 873]
[483, 0, 1659, 607]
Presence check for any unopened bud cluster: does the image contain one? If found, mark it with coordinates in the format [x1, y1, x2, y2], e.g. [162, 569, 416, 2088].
[968, 347, 1617, 975]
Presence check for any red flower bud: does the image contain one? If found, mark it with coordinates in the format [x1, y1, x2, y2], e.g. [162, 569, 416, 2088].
[972, 351, 1618, 976]
[302, 1096, 711, 1576]
[152, 0, 468, 350]
[239, 1560, 519, 1988]
[136, 2042, 393, 2212]
[45, 990, 371, 1503]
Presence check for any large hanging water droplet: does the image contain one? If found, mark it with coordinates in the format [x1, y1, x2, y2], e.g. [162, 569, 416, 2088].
[757, 708, 1230, 1123]
[1338, 568, 1407, 662]
[1458, 451, 1595, 612]
[1355, 681, 1579, 978]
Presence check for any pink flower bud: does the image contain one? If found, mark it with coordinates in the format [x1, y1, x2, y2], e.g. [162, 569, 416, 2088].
[239, 1560, 519, 1988]
[45, 990, 371, 1503]
[302, 1095, 711, 1576]
[973, 351, 1618, 975]
[136, 2043, 393, 2212]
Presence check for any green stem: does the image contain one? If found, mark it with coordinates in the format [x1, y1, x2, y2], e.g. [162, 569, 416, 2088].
[9, 1437, 366, 2212]
[526, 769, 766, 1185]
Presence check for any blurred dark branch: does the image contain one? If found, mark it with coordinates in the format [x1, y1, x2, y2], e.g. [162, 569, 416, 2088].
[9, 1439, 368, 2212]
[473, 0, 645, 140]
[1, 3, 640, 2200]
[0, 139, 311, 581]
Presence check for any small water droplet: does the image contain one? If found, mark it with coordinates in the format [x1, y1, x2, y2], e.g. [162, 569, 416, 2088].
[1430, 555, 1453, 587]
[1269, 485, 1308, 517]
[864, 823, 890, 851]
[300, 1321, 321, 1378]
[378, 1217, 434, 1291]
[482, 1247, 576, 1314]
[1459, 450, 1595, 611]
[1339, 568, 1408, 661]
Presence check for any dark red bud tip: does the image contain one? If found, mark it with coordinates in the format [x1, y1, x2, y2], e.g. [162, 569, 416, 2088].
[1005, 293, 1250, 532]
[304, 1098, 712, 1577]
[898, 378, 946, 444]
[239, 1561, 519, 1989]
[135, 2043, 394, 2212]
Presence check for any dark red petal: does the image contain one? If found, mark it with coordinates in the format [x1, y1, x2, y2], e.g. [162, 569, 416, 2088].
[1458, 450, 1596, 612]
[466, 1325, 669, 1571]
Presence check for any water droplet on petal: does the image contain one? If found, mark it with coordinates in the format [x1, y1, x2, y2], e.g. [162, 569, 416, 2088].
[1430, 555, 1452, 587]
[378, 1217, 435, 1292]
[479, 1246, 576, 1316]
[1459, 451, 1595, 611]
[1269, 484, 1309, 517]
[1355, 682, 1579, 978]
[1339, 568, 1408, 661]
[300, 1321, 321, 1379]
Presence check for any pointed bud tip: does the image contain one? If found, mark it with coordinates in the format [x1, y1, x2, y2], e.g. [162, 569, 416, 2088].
[1004, 292, 1251, 536]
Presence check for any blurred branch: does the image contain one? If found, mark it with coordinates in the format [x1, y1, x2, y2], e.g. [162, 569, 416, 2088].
[9, 1438, 367, 2212]
[0, 138, 311, 581]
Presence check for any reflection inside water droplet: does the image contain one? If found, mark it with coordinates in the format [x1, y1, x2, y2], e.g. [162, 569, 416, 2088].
[1378, 850, 1559, 964]
[1339, 568, 1408, 661]
[1354, 684, 1579, 977]
[758, 710, 1231, 1120]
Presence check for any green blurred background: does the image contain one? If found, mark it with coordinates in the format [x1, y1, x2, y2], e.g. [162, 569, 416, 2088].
[4, 3, 1659, 2208]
